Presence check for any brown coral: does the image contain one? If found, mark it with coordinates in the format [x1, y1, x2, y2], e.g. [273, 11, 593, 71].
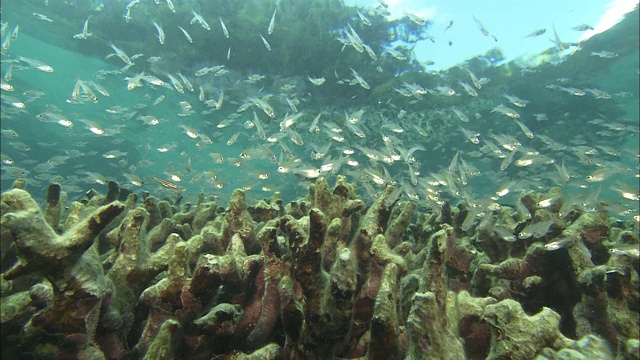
[1, 178, 636, 359]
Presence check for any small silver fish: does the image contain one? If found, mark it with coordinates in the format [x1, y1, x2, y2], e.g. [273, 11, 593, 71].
[259, 34, 271, 51]
[524, 28, 547, 37]
[178, 26, 193, 43]
[571, 24, 594, 31]
[151, 19, 165, 44]
[609, 245, 640, 258]
[268, 7, 277, 34]
[219, 17, 229, 38]
[544, 236, 576, 251]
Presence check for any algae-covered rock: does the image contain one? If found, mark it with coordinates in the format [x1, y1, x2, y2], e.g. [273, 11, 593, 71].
[536, 334, 614, 360]
[406, 290, 495, 360]
[234, 343, 282, 360]
[142, 319, 179, 360]
[368, 263, 401, 360]
[193, 303, 243, 335]
[483, 299, 572, 359]
[0, 178, 636, 359]
[1, 188, 125, 281]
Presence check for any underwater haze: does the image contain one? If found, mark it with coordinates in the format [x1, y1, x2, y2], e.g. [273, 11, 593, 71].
[0, 0, 639, 359]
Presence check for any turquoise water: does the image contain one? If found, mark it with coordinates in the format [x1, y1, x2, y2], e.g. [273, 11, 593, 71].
[1, 1, 639, 359]
[1, 0, 638, 220]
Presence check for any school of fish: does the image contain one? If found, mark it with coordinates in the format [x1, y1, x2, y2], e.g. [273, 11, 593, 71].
[1, 0, 638, 253]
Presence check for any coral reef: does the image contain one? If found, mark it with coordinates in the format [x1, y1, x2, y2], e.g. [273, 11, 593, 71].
[1, 176, 638, 359]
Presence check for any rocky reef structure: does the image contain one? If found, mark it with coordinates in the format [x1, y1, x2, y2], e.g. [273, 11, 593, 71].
[1, 177, 637, 359]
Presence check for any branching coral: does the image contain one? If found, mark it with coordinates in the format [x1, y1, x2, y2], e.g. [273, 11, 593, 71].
[1, 177, 636, 359]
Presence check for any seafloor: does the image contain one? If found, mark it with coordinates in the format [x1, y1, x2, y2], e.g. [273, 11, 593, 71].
[0, 177, 638, 359]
